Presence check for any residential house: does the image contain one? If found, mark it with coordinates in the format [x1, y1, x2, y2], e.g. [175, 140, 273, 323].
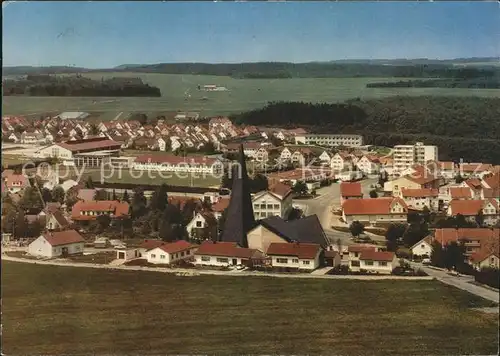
[71, 200, 130, 222]
[458, 163, 493, 179]
[461, 178, 483, 199]
[449, 187, 474, 200]
[266, 242, 322, 270]
[470, 249, 499, 270]
[3, 173, 30, 194]
[384, 174, 439, 197]
[410, 236, 433, 257]
[401, 188, 439, 211]
[356, 155, 381, 175]
[252, 183, 293, 220]
[447, 199, 499, 226]
[247, 215, 329, 253]
[212, 197, 230, 219]
[194, 241, 263, 267]
[145, 240, 198, 265]
[330, 152, 354, 171]
[45, 210, 70, 231]
[342, 197, 408, 225]
[186, 212, 217, 238]
[438, 161, 456, 180]
[318, 150, 331, 163]
[27, 230, 85, 258]
[137, 239, 167, 257]
[340, 182, 363, 205]
[434, 228, 500, 261]
[347, 244, 381, 272]
[359, 250, 398, 274]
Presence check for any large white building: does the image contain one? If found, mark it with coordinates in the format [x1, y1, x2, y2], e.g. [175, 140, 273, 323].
[252, 183, 293, 220]
[294, 134, 363, 147]
[393, 142, 438, 173]
[132, 154, 223, 175]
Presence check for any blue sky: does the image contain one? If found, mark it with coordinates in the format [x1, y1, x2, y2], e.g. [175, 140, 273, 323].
[3, 1, 499, 68]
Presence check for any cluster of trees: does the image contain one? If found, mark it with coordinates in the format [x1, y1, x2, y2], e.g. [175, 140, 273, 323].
[1, 189, 45, 238]
[3, 75, 161, 97]
[430, 240, 469, 272]
[231, 97, 500, 163]
[367, 78, 500, 89]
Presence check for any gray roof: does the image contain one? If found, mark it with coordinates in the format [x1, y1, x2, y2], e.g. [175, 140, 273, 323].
[259, 215, 329, 248]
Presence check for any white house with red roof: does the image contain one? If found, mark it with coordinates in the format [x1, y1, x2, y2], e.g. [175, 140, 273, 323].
[28, 230, 85, 258]
[194, 241, 263, 267]
[145, 240, 198, 265]
[211, 197, 230, 219]
[266, 242, 322, 270]
[346, 244, 396, 274]
[470, 249, 499, 270]
[252, 183, 293, 220]
[401, 188, 439, 211]
[71, 200, 130, 221]
[356, 155, 381, 175]
[3, 172, 30, 194]
[410, 236, 433, 257]
[447, 199, 499, 226]
[342, 198, 408, 225]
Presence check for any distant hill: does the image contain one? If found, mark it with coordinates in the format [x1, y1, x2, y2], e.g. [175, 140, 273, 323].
[3, 57, 499, 77]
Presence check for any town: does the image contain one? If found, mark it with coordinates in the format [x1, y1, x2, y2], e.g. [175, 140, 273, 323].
[2, 112, 498, 285]
[2, 1, 500, 355]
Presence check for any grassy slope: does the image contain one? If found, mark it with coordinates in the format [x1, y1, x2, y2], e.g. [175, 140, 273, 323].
[2, 261, 498, 355]
[4, 72, 500, 117]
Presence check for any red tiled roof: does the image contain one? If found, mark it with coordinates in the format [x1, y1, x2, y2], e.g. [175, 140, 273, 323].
[134, 153, 217, 165]
[348, 244, 378, 253]
[464, 178, 482, 189]
[157, 240, 197, 254]
[270, 182, 292, 198]
[168, 196, 202, 210]
[482, 173, 499, 190]
[483, 188, 500, 200]
[3, 173, 30, 189]
[359, 250, 395, 262]
[470, 245, 499, 263]
[439, 161, 455, 170]
[406, 174, 438, 185]
[212, 197, 230, 212]
[266, 242, 321, 259]
[195, 241, 260, 259]
[401, 188, 438, 198]
[449, 199, 496, 216]
[71, 200, 130, 220]
[434, 228, 500, 247]
[459, 163, 493, 173]
[340, 182, 363, 197]
[342, 198, 407, 215]
[449, 187, 473, 199]
[58, 138, 121, 152]
[43, 230, 84, 246]
[139, 239, 166, 250]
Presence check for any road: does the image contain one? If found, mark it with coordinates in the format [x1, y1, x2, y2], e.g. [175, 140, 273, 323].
[293, 178, 377, 245]
[409, 261, 499, 304]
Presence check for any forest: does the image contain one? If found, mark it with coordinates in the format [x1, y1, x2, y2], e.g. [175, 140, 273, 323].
[231, 97, 500, 164]
[367, 78, 500, 89]
[2, 74, 161, 97]
[5, 62, 499, 79]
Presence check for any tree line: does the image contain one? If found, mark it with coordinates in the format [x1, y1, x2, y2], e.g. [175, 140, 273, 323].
[231, 97, 500, 163]
[2, 75, 161, 97]
[367, 78, 500, 89]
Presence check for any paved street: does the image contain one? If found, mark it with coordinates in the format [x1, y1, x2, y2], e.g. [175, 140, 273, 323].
[410, 262, 499, 304]
[293, 178, 377, 245]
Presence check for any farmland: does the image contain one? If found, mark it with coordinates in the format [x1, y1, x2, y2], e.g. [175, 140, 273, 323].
[4, 72, 500, 117]
[2, 261, 498, 355]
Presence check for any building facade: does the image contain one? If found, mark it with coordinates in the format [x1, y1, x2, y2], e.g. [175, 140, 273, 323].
[393, 142, 438, 173]
[294, 134, 364, 147]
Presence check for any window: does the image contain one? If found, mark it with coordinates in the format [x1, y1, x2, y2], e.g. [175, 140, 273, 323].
[181, 252, 184, 257]
[354, 252, 359, 257]
[201, 256, 210, 262]
[351, 261, 360, 267]
[260, 204, 266, 209]
[151, 254, 156, 258]
[267, 204, 274, 209]
[421, 244, 425, 249]
[292, 259, 299, 264]
[253, 204, 259, 209]
[274, 204, 280, 210]
[196, 221, 202, 227]
[302, 260, 310, 265]
[216, 258, 229, 263]
[186, 250, 190, 255]
[160, 255, 166, 259]
[276, 258, 288, 263]
[379, 261, 388, 266]
[365, 261, 374, 266]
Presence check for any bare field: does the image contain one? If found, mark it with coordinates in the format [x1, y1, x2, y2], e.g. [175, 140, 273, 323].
[4, 72, 500, 117]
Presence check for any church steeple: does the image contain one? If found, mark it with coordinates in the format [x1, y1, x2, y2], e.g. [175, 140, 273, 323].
[220, 144, 256, 247]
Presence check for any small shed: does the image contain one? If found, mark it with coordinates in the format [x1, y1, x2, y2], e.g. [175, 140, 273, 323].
[116, 248, 140, 261]
[94, 237, 110, 249]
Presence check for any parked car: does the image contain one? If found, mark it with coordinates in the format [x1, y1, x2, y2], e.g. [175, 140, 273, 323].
[236, 265, 245, 270]
[422, 258, 431, 265]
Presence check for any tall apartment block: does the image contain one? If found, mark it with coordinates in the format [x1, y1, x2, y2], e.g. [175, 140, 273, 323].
[393, 142, 438, 173]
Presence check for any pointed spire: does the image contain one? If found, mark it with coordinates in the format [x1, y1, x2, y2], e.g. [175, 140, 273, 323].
[220, 144, 256, 247]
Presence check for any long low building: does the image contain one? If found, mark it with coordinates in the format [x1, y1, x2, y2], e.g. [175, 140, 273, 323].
[294, 134, 364, 147]
[35, 137, 122, 166]
[132, 153, 224, 175]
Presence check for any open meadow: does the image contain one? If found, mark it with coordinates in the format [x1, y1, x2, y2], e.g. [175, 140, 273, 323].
[4, 72, 500, 117]
[2, 261, 498, 355]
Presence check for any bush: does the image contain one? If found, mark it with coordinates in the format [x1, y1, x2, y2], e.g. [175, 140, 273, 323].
[396, 248, 411, 259]
[328, 265, 349, 275]
[475, 267, 500, 289]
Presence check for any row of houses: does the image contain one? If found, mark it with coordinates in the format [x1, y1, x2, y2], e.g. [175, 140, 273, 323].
[410, 228, 499, 270]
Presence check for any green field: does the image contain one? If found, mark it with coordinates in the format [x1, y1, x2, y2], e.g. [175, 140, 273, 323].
[80, 168, 221, 188]
[4, 72, 500, 117]
[2, 261, 498, 355]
